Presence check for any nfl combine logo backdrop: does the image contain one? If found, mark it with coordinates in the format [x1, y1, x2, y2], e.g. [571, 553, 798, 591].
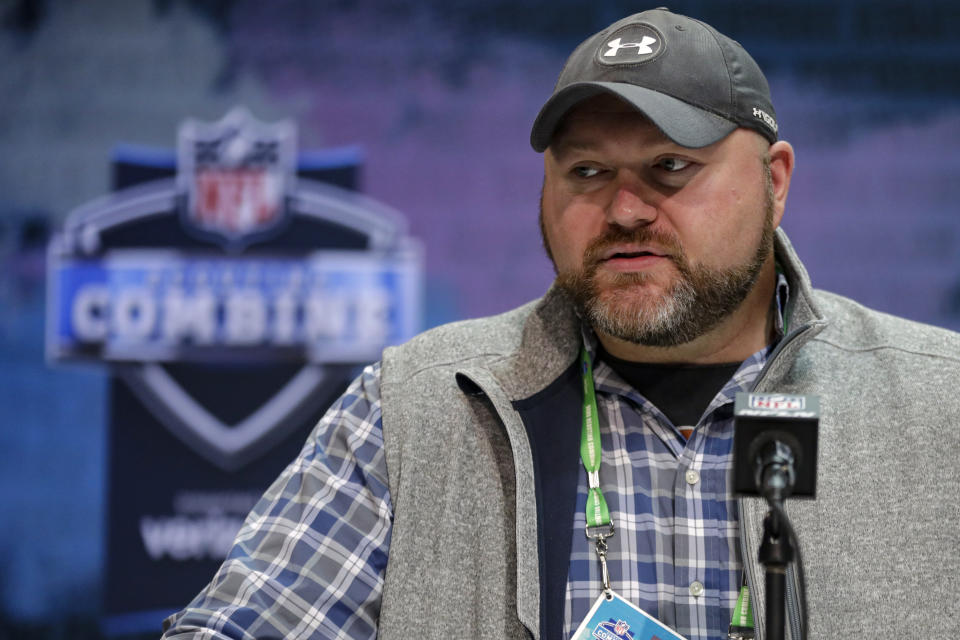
[46, 108, 422, 635]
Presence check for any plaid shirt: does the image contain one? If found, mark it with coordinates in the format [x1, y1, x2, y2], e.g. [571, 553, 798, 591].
[165, 279, 788, 640]
[164, 364, 392, 640]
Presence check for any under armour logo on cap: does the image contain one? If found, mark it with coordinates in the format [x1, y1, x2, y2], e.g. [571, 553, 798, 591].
[596, 23, 664, 65]
[604, 36, 657, 57]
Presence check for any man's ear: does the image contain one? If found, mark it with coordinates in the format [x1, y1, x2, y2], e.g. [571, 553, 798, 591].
[768, 140, 795, 228]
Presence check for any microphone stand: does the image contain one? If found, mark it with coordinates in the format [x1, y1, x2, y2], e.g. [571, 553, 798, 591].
[756, 440, 796, 640]
[758, 503, 793, 640]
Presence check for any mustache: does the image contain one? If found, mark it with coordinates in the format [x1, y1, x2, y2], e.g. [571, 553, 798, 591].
[582, 226, 686, 269]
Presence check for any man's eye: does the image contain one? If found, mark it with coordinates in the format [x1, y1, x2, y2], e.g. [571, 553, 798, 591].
[572, 166, 603, 179]
[657, 157, 692, 172]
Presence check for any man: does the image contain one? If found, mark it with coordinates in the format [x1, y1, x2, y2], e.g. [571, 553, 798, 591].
[163, 8, 960, 640]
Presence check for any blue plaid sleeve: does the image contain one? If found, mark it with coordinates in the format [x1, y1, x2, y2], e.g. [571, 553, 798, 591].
[162, 363, 392, 640]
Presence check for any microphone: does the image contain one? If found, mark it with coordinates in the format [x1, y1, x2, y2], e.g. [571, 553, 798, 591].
[754, 437, 798, 503]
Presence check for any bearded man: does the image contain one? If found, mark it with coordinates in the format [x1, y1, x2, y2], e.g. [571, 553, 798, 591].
[164, 8, 960, 640]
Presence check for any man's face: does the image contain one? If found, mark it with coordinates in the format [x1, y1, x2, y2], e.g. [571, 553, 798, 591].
[540, 95, 780, 347]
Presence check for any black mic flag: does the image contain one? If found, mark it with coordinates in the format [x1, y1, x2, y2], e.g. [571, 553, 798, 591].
[732, 393, 819, 499]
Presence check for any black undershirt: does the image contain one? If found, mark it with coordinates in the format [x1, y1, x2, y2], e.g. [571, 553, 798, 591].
[598, 347, 742, 429]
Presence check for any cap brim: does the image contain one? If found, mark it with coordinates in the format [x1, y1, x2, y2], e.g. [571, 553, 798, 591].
[530, 82, 738, 152]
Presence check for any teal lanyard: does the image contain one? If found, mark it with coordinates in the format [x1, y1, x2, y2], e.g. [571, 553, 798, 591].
[580, 346, 614, 596]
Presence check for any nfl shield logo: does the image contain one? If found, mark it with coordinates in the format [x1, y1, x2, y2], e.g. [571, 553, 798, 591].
[614, 620, 630, 636]
[178, 107, 296, 248]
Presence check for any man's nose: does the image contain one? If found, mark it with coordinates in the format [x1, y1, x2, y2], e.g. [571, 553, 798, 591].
[606, 182, 658, 228]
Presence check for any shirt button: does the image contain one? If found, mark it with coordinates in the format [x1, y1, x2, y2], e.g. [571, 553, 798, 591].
[685, 469, 700, 485]
[689, 581, 704, 597]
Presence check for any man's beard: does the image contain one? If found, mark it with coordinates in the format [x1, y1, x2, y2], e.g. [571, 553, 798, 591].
[545, 188, 776, 348]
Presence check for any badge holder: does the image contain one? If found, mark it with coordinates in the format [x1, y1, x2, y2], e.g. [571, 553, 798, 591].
[573, 522, 688, 640]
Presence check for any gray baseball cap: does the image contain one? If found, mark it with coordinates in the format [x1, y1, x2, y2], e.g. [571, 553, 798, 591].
[530, 8, 778, 152]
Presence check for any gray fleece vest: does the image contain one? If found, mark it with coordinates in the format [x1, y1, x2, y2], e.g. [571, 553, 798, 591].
[378, 230, 960, 639]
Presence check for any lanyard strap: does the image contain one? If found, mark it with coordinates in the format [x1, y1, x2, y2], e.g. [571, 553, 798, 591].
[581, 346, 611, 529]
[727, 581, 755, 638]
[580, 346, 615, 595]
